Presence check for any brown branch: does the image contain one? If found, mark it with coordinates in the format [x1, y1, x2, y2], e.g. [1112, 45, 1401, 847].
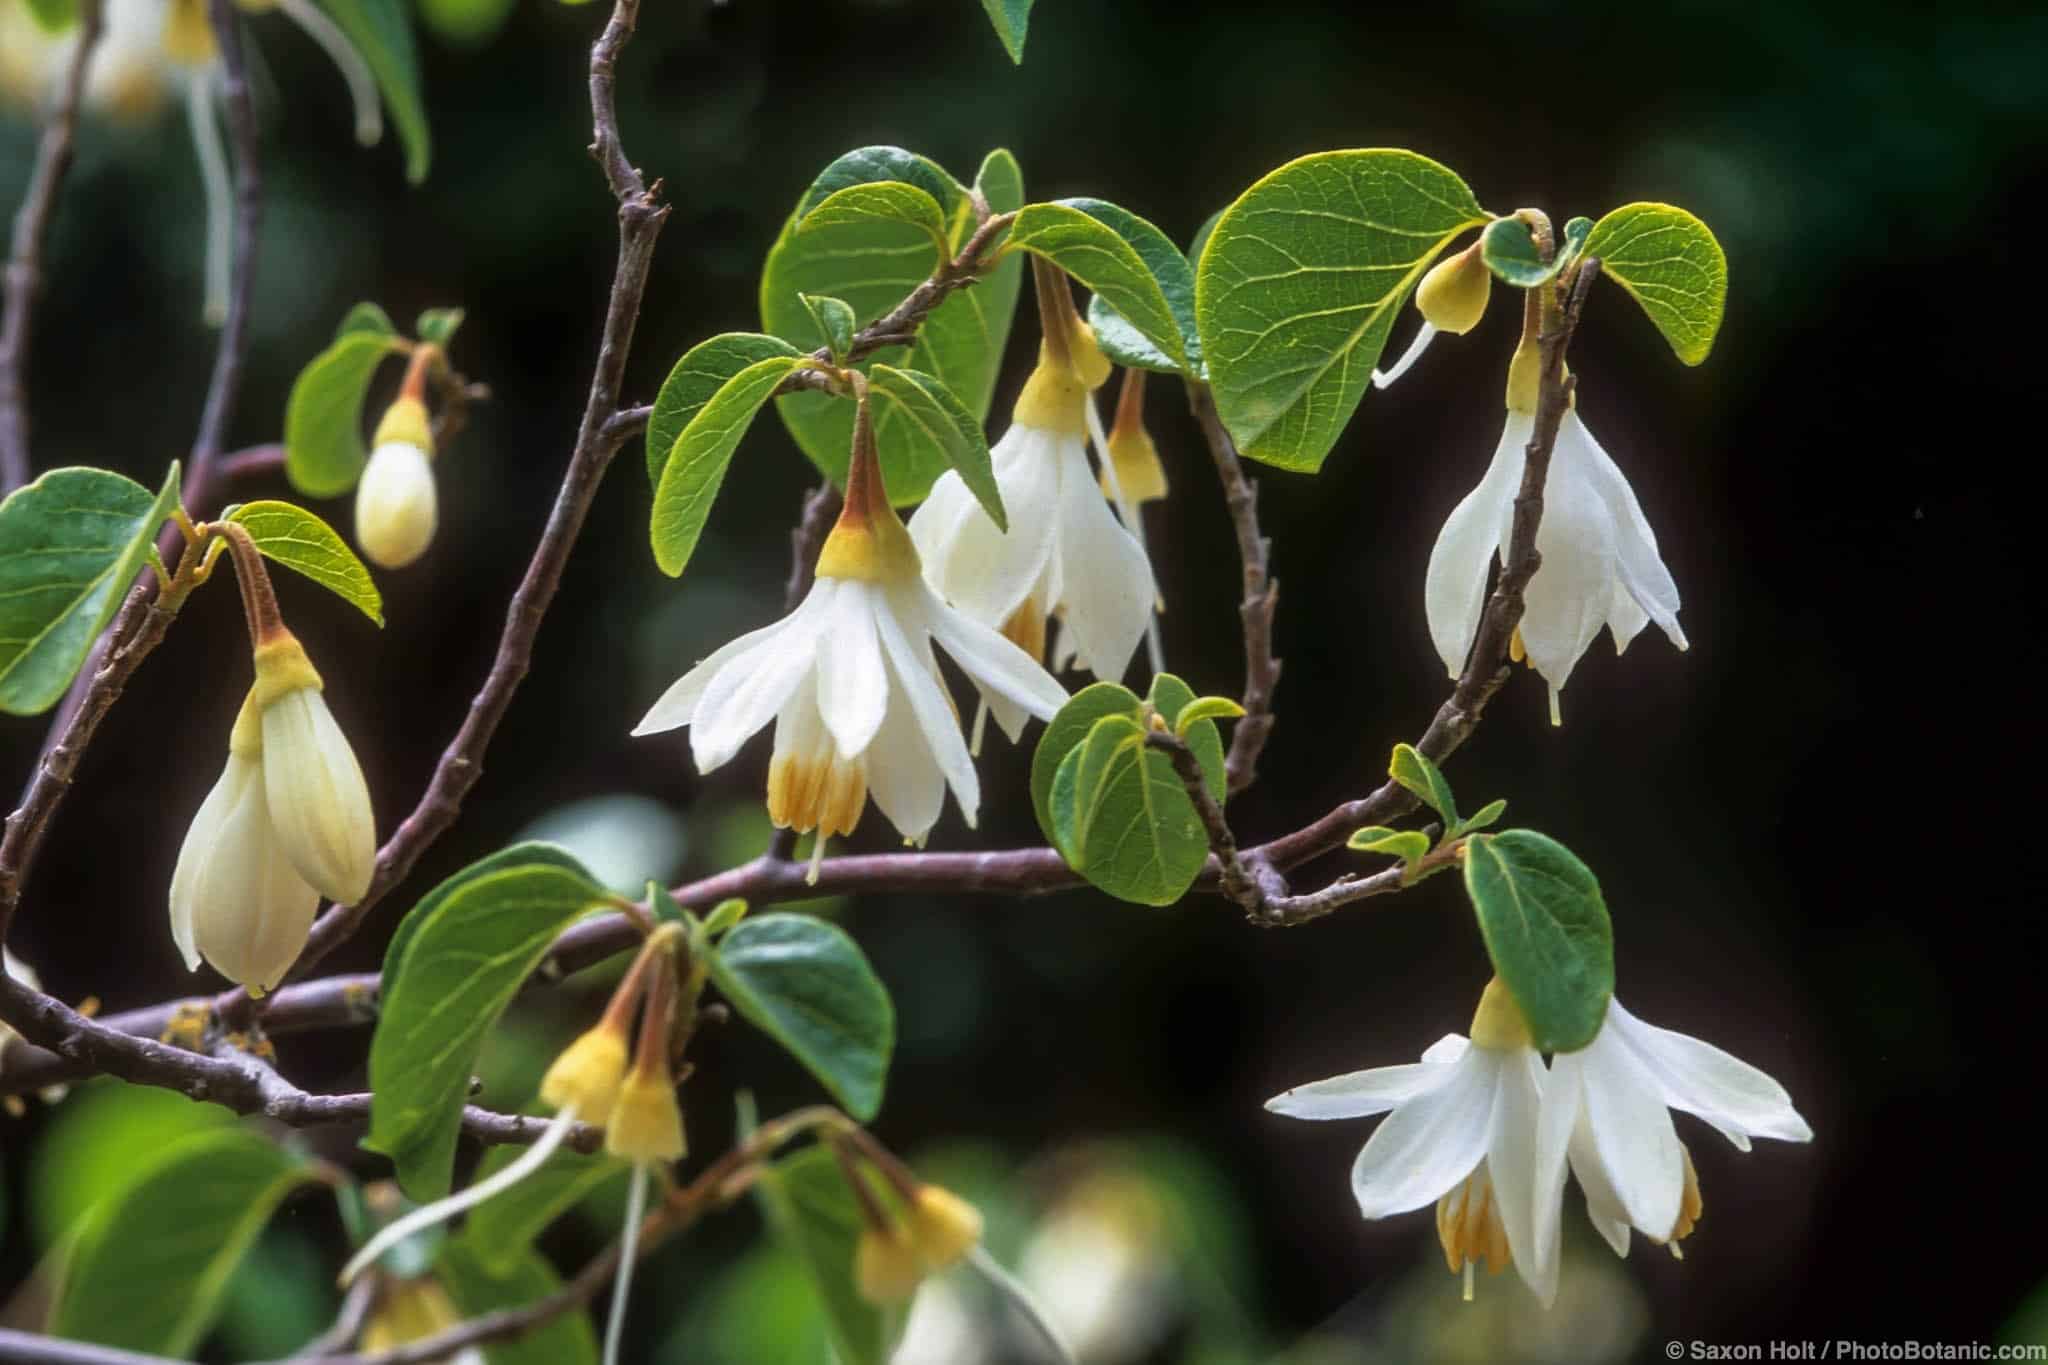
[0, 1331, 178, 1365]
[1186, 381, 1280, 795]
[0, 0, 104, 493]
[288, 1277, 380, 1362]
[236, 0, 670, 1003]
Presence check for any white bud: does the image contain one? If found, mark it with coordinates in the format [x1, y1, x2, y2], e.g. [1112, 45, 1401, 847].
[355, 441, 438, 569]
[260, 688, 377, 904]
[168, 752, 321, 992]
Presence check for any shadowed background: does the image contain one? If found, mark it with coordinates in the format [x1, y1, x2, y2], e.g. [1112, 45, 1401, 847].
[3, 0, 2044, 1360]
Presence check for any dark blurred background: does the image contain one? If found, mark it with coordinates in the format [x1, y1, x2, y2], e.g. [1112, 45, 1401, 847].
[4, 0, 2046, 1360]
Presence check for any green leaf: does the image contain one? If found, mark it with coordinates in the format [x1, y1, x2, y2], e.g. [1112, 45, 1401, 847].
[1147, 672, 1226, 804]
[754, 1146, 890, 1365]
[22, 0, 78, 33]
[1480, 216, 1553, 288]
[707, 913, 894, 1121]
[1003, 202, 1185, 367]
[1174, 694, 1244, 737]
[366, 845, 606, 1200]
[1389, 742, 1458, 827]
[1347, 825, 1430, 866]
[650, 355, 809, 578]
[701, 897, 748, 939]
[337, 301, 398, 339]
[1195, 149, 1489, 471]
[1462, 830, 1615, 1052]
[1457, 797, 1508, 836]
[226, 500, 383, 626]
[977, 0, 1032, 62]
[284, 329, 402, 497]
[1030, 680, 1143, 841]
[1061, 198, 1201, 376]
[0, 463, 181, 716]
[867, 364, 1003, 530]
[310, 0, 430, 183]
[438, 1238, 599, 1365]
[799, 182, 950, 257]
[645, 332, 806, 487]
[1582, 202, 1727, 365]
[799, 294, 857, 364]
[416, 307, 465, 348]
[462, 1143, 631, 1274]
[762, 147, 1022, 502]
[49, 1129, 317, 1357]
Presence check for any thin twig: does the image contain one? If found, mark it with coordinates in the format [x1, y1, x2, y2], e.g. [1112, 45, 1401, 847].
[0, 0, 104, 493]
[289, 1276, 380, 1361]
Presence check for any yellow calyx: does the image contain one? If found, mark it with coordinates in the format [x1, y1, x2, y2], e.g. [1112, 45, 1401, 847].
[1467, 976, 1533, 1051]
[1001, 598, 1048, 663]
[1070, 325, 1113, 390]
[1103, 423, 1168, 504]
[161, 0, 217, 65]
[815, 512, 920, 584]
[1505, 340, 1542, 416]
[360, 1278, 462, 1350]
[1416, 244, 1492, 336]
[907, 1185, 983, 1270]
[372, 397, 435, 457]
[229, 634, 323, 753]
[539, 1024, 629, 1126]
[854, 1224, 925, 1305]
[1013, 355, 1090, 436]
[604, 1067, 686, 1163]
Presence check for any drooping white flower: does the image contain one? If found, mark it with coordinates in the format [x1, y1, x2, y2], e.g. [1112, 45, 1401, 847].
[1535, 996, 1810, 1260]
[1266, 978, 1558, 1304]
[635, 398, 1066, 856]
[169, 632, 376, 992]
[1425, 348, 1687, 724]
[910, 265, 1153, 684]
[356, 442, 437, 568]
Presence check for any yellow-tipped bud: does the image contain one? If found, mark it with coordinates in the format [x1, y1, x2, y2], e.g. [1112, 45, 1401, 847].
[605, 1067, 685, 1164]
[907, 1185, 983, 1269]
[854, 1225, 926, 1305]
[540, 1024, 629, 1125]
[1468, 975, 1534, 1052]
[1415, 245, 1491, 336]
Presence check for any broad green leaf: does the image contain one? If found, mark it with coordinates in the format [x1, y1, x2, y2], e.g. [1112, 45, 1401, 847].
[463, 1143, 630, 1274]
[226, 500, 383, 626]
[645, 332, 806, 487]
[1030, 681, 1142, 840]
[1195, 150, 1489, 471]
[366, 845, 607, 1200]
[1003, 202, 1185, 367]
[1347, 825, 1430, 866]
[1457, 797, 1508, 836]
[650, 355, 808, 578]
[868, 364, 1003, 529]
[799, 182, 950, 256]
[284, 329, 402, 497]
[1055, 712, 1146, 856]
[707, 913, 895, 1121]
[1062, 198, 1201, 376]
[50, 1129, 316, 1357]
[1147, 672, 1226, 805]
[0, 463, 181, 716]
[799, 294, 857, 363]
[311, 0, 430, 183]
[1389, 743, 1457, 827]
[754, 1146, 890, 1365]
[978, 0, 1032, 62]
[416, 307, 465, 347]
[23, 0, 78, 33]
[337, 301, 398, 339]
[438, 1238, 599, 1365]
[1582, 202, 1727, 365]
[1462, 830, 1614, 1052]
[763, 147, 1022, 501]
[1480, 217, 1552, 288]
[1175, 695, 1244, 735]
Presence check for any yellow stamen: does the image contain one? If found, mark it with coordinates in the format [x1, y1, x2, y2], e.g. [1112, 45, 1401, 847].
[1436, 1166, 1512, 1284]
[1001, 598, 1048, 663]
[1658, 1142, 1704, 1257]
[766, 751, 868, 839]
[1509, 626, 1527, 665]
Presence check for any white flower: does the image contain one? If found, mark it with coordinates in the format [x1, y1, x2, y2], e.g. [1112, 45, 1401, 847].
[169, 633, 376, 991]
[1266, 978, 1558, 1304]
[1535, 997, 1811, 1260]
[354, 440, 438, 569]
[635, 413, 1066, 853]
[1426, 377, 1687, 725]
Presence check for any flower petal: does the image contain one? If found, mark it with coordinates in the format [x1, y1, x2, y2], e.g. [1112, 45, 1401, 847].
[1531, 1049, 1583, 1267]
[168, 754, 255, 973]
[1420, 1033, 1471, 1066]
[1515, 433, 1618, 713]
[1425, 416, 1528, 679]
[1487, 1048, 1557, 1306]
[905, 468, 982, 586]
[1579, 1026, 1684, 1239]
[1349, 1046, 1500, 1219]
[260, 687, 377, 905]
[1565, 412, 1687, 651]
[1048, 438, 1151, 681]
[688, 590, 830, 773]
[633, 613, 798, 737]
[1606, 576, 1649, 654]
[815, 580, 890, 757]
[872, 592, 979, 825]
[1608, 998, 1812, 1148]
[914, 425, 1062, 625]
[1568, 1106, 1636, 1258]
[864, 683, 948, 844]
[1265, 1059, 1458, 1121]
[916, 584, 1067, 728]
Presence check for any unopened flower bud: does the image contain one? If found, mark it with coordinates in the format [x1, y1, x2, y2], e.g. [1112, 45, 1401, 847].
[604, 1067, 685, 1163]
[1415, 244, 1491, 336]
[252, 635, 378, 905]
[1102, 370, 1167, 504]
[539, 1023, 629, 1125]
[355, 441, 438, 569]
[907, 1185, 983, 1270]
[854, 1224, 925, 1305]
[360, 1277, 479, 1363]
